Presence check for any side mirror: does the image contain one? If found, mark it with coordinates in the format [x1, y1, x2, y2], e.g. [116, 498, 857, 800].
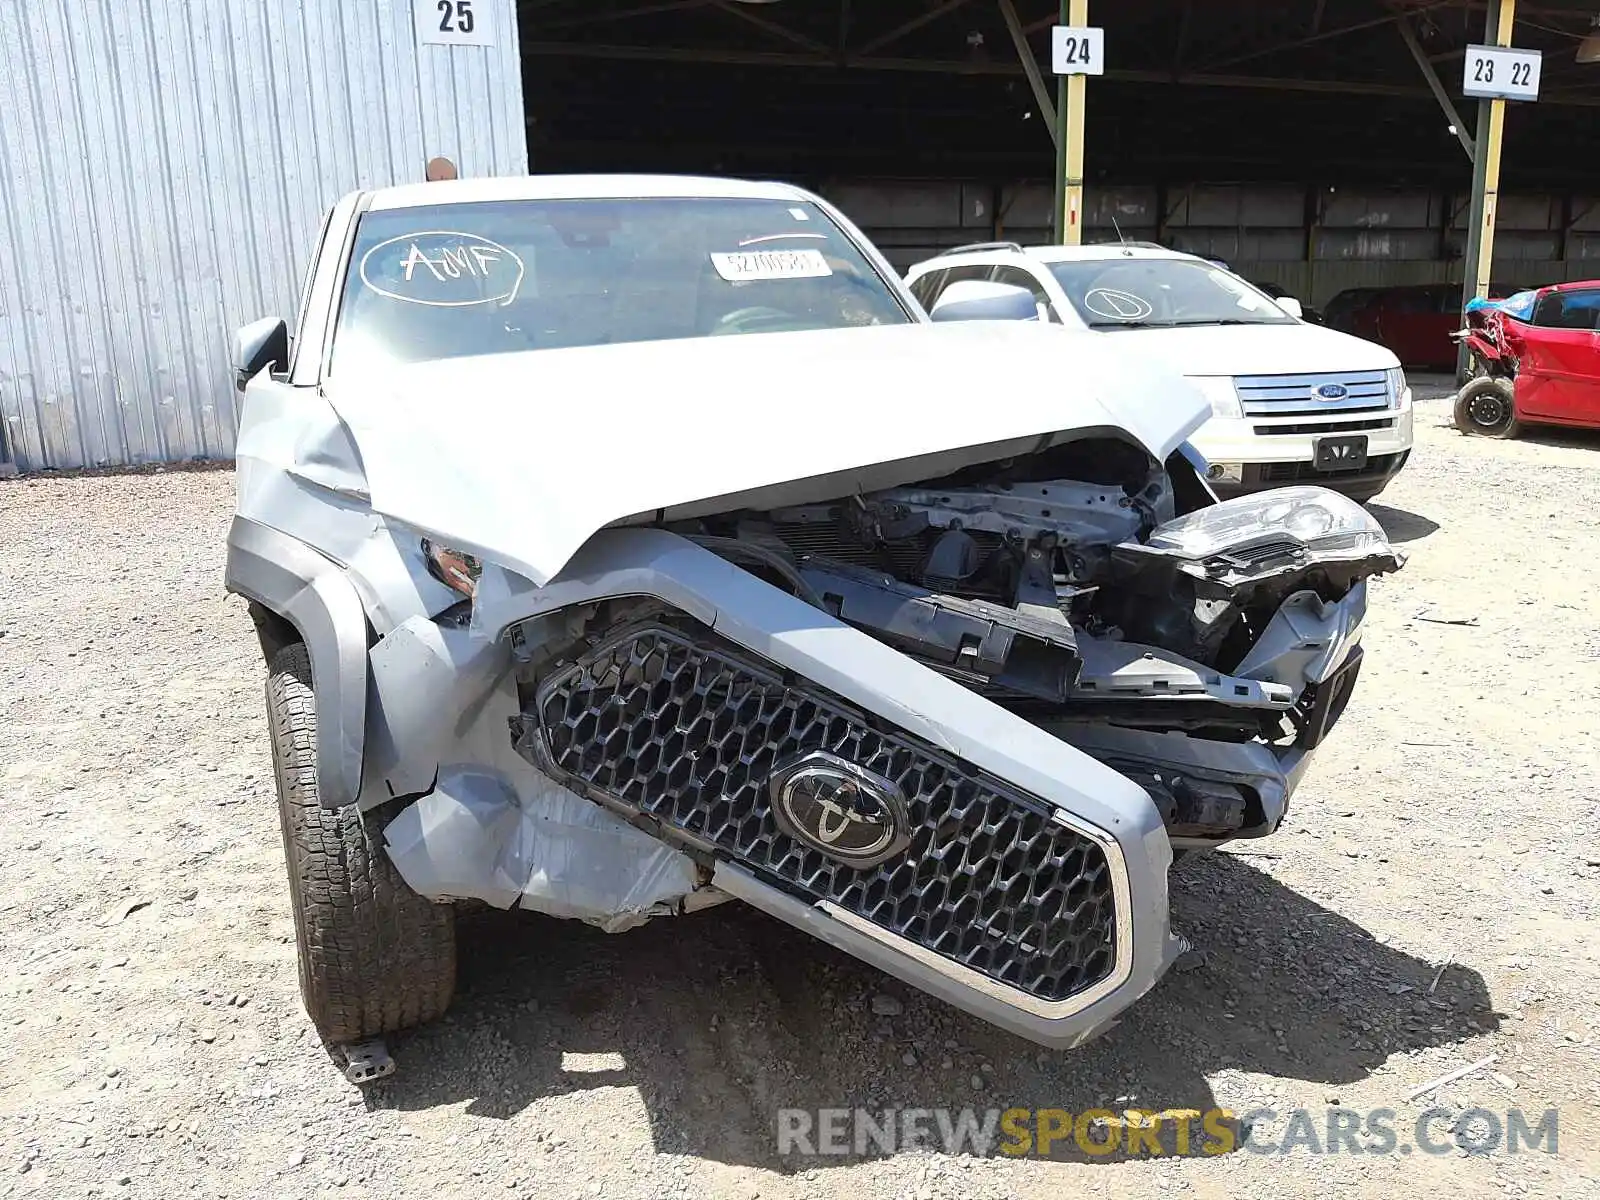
[1275, 296, 1304, 320]
[929, 280, 1041, 324]
[233, 317, 290, 392]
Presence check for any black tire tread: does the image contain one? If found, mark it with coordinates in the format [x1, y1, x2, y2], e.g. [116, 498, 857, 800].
[266, 642, 456, 1044]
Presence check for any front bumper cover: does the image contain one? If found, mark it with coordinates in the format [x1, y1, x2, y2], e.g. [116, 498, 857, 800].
[1188, 404, 1414, 467]
[382, 528, 1181, 1049]
[1191, 406, 1414, 499]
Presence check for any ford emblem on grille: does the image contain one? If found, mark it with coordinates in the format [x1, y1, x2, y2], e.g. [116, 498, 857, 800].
[769, 751, 909, 868]
[1317, 383, 1349, 400]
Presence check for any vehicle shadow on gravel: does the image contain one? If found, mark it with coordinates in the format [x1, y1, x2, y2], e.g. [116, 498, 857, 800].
[1511, 426, 1600, 453]
[1366, 503, 1439, 544]
[368, 852, 1496, 1169]
[1430, 411, 1600, 454]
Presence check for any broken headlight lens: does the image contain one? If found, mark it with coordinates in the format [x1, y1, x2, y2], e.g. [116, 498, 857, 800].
[421, 539, 481, 599]
[1145, 487, 1391, 561]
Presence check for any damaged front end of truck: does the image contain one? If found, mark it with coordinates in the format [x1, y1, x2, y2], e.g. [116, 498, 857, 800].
[229, 323, 1400, 1050]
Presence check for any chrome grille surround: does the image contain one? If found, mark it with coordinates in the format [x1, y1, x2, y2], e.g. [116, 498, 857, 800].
[1235, 371, 1391, 418]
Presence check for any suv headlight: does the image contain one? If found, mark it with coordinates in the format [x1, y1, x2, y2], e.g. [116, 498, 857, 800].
[1385, 366, 1408, 409]
[1189, 376, 1243, 419]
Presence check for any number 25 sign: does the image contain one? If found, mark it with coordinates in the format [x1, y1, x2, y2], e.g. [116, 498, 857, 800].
[1462, 45, 1541, 102]
[416, 0, 495, 46]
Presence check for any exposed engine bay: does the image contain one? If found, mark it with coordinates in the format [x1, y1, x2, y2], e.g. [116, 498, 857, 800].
[660, 436, 1401, 845]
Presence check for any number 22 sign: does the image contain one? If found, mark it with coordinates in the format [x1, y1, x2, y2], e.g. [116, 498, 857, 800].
[416, 0, 495, 46]
[1462, 45, 1540, 102]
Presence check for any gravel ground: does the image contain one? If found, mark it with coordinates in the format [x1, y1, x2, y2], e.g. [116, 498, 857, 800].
[3, 390, 1599, 1199]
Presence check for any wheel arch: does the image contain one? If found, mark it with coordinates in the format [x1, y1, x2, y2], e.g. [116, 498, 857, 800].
[246, 599, 299, 664]
[226, 515, 369, 808]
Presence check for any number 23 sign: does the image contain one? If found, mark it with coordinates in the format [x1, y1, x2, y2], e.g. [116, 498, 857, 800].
[416, 0, 495, 46]
[1462, 45, 1541, 102]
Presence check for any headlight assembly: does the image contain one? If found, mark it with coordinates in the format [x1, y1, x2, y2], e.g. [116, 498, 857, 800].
[1188, 376, 1243, 419]
[1145, 486, 1394, 562]
[1385, 366, 1408, 408]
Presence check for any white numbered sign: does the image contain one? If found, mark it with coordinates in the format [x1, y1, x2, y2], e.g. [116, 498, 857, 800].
[417, 0, 495, 47]
[1051, 26, 1105, 76]
[1462, 45, 1540, 102]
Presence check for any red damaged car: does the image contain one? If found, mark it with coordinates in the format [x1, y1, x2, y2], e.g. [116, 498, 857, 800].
[1452, 281, 1600, 438]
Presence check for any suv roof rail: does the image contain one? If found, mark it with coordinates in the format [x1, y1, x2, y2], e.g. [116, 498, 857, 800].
[936, 240, 1024, 257]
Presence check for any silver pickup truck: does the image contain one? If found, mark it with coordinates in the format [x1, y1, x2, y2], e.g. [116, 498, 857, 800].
[225, 173, 1400, 1059]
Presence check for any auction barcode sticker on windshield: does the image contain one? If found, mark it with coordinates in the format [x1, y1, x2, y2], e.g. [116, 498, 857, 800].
[711, 249, 833, 282]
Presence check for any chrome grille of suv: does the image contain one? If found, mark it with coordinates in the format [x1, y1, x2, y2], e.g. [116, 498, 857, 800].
[517, 621, 1119, 1005]
[1235, 371, 1390, 417]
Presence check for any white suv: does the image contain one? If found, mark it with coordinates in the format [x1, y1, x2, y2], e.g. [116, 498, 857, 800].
[906, 242, 1413, 502]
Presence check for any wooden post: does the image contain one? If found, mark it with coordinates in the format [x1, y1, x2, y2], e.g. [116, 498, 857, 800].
[1052, 0, 1069, 241]
[1058, 0, 1088, 244]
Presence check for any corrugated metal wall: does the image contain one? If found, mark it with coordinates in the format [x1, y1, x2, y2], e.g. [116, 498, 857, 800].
[0, 0, 527, 471]
[828, 180, 1600, 309]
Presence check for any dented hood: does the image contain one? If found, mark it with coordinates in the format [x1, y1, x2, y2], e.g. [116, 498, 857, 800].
[322, 321, 1208, 585]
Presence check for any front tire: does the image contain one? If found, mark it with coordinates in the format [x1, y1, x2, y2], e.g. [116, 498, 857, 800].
[1453, 377, 1520, 439]
[266, 643, 456, 1044]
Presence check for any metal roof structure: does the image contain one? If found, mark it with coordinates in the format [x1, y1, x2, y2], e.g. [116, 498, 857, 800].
[519, 1, 1600, 185]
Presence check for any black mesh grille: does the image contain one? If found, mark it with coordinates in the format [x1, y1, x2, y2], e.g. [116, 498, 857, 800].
[523, 622, 1118, 1004]
[1250, 452, 1404, 483]
[1253, 418, 1395, 436]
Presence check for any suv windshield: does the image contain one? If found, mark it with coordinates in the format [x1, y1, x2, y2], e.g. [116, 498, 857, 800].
[1045, 257, 1297, 330]
[330, 197, 910, 372]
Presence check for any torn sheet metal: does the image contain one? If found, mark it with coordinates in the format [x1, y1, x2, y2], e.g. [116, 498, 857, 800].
[382, 766, 724, 932]
[362, 615, 511, 803]
[1235, 582, 1367, 687]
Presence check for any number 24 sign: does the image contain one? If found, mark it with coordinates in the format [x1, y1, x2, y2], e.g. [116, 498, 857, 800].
[1462, 45, 1540, 102]
[416, 0, 495, 46]
[1051, 26, 1104, 76]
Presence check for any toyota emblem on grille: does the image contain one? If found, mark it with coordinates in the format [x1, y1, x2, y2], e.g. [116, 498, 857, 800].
[769, 752, 909, 868]
[1317, 383, 1349, 400]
